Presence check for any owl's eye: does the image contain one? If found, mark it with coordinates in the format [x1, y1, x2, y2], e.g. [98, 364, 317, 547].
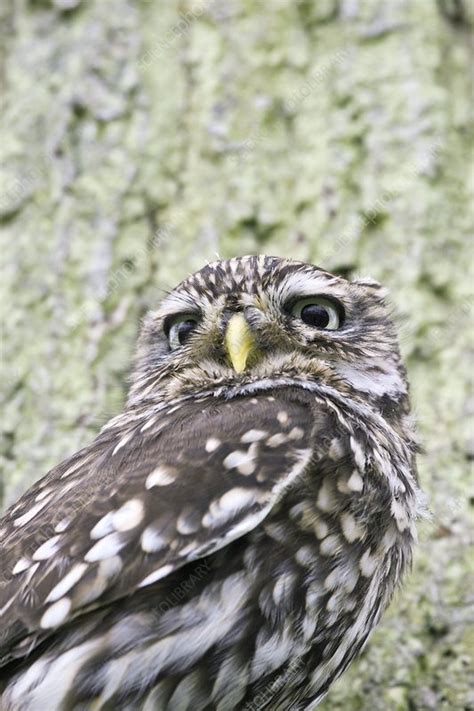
[290, 297, 343, 330]
[166, 315, 200, 349]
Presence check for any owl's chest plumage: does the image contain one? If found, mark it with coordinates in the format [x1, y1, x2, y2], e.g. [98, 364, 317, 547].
[224, 420, 415, 708]
[1, 386, 417, 711]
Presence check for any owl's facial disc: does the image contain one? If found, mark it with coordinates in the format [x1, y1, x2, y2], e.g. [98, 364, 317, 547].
[130, 256, 408, 411]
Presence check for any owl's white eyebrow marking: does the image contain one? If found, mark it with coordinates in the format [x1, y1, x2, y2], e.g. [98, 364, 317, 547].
[158, 291, 201, 317]
[275, 271, 343, 304]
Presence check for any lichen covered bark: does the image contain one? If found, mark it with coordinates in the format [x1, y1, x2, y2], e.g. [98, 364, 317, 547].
[1, 1, 472, 708]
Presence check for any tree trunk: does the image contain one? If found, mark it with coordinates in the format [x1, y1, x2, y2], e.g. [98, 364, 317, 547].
[1, 1, 472, 708]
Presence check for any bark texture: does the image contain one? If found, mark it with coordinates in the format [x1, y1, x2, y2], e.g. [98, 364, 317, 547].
[1, 1, 472, 709]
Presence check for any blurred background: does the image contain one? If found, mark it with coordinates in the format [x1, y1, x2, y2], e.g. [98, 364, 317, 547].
[0, 1, 473, 708]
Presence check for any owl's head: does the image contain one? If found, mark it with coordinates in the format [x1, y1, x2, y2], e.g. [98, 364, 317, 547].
[130, 256, 409, 418]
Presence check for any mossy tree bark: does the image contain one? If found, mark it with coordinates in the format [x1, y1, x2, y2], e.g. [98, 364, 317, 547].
[1, 1, 472, 708]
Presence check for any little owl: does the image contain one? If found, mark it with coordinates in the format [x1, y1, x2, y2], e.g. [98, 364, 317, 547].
[0, 255, 422, 710]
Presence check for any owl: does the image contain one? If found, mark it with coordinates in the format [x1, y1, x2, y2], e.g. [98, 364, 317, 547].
[0, 255, 423, 710]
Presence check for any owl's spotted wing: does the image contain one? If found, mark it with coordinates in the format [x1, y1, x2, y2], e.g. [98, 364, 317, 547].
[0, 389, 314, 666]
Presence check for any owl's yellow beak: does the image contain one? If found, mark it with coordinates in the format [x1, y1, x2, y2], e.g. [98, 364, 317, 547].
[225, 313, 256, 374]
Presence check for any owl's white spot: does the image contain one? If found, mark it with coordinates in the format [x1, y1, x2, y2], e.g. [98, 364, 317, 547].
[288, 427, 304, 440]
[302, 613, 317, 643]
[141, 526, 168, 553]
[205, 437, 221, 453]
[55, 517, 71, 533]
[60, 459, 85, 479]
[316, 479, 338, 513]
[84, 532, 125, 562]
[267, 397, 275, 402]
[97, 555, 123, 583]
[112, 499, 144, 532]
[12, 557, 32, 575]
[277, 410, 289, 425]
[219, 487, 257, 512]
[337, 477, 351, 494]
[40, 598, 72, 629]
[328, 437, 345, 460]
[382, 524, 398, 549]
[138, 564, 174, 588]
[264, 521, 288, 544]
[305, 583, 321, 614]
[22, 562, 39, 584]
[326, 593, 340, 612]
[250, 398, 258, 404]
[295, 545, 315, 567]
[5, 657, 50, 705]
[391, 499, 409, 531]
[176, 509, 200, 535]
[343, 596, 357, 611]
[223, 449, 256, 475]
[324, 568, 344, 590]
[241, 429, 268, 443]
[32, 535, 62, 561]
[140, 416, 158, 432]
[350, 436, 366, 471]
[347, 470, 364, 492]
[272, 572, 296, 606]
[60, 480, 78, 495]
[359, 549, 378, 577]
[90, 512, 115, 540]
[340, 512, 365, 542]
[146, 466, 176, 488]
[342, 567, 359, 594]
[112, 432, 134, 456]
[319, 534, 341, 556]
[13, 500, 48, 527]
[266, 433, 287, 448]
[314, 520, 329, 540]
[178, 540, 202, 557]
[203, 488, 258, 528]
[46, 563, 88, 602]
[35, 489, 52, 502]
[250, 624, 294, 679]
